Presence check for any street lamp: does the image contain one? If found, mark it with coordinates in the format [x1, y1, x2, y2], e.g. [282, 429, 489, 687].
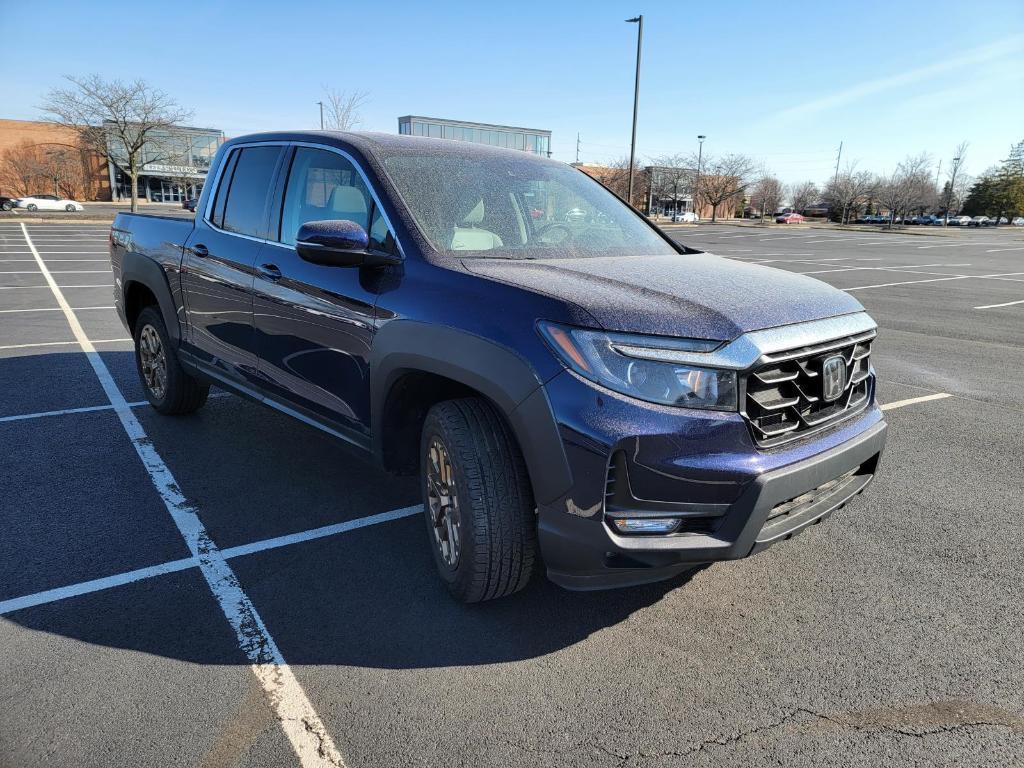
[694, 135, 706, 217]
[317, 101, 324, 130]
[944, 156, 960, 226]
[625, 15, 643, 208]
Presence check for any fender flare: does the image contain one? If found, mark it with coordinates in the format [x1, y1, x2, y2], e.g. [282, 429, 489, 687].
[120, 251, 182, 346]
[370, 321, 572, 505]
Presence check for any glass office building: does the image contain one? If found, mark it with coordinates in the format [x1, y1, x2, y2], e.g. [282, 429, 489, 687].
[398, 116, 551, 157]
[106, 124, 225, 203]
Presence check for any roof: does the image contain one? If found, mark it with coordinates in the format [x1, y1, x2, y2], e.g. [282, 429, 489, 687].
[397, 116, 551, 136]
[221, 130, 564, 166]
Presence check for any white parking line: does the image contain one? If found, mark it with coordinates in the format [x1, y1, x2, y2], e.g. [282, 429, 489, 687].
[0, 401, 149, 423]
[986, 247, 1024, 253]
[0, 505, 422, 615]
[0, 338, 129, 351]
[880, 393, 952, 410]
[797, 263, 970, 275]
[0, 284, 111, 290]
[975, 298, 1024, 309]
[0, 305, 113, 314]
[0, 269, 109, 274]
[844, 272, 1024, 291]
[18, 223, 344, 768]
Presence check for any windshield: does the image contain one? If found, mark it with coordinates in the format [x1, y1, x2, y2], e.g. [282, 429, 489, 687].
[382, 152, 678, 259]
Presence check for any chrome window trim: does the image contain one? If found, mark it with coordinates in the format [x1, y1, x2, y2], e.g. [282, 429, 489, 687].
[616, 312, 878, 371]
[200, 139, 405, 259]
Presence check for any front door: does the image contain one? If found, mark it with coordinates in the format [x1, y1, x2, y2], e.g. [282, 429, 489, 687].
[251, 146, 396, 443]
[181, 144, 284, 387]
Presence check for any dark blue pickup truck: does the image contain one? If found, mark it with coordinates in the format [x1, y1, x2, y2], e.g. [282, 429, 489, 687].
[110, 131, 886, 602]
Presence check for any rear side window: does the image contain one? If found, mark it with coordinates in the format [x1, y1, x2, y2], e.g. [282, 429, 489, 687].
[221, 146, 282, 238]
[209, 149, 239, 228]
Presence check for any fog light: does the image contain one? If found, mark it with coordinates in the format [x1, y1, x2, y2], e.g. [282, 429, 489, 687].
[612, 518, 680, 534]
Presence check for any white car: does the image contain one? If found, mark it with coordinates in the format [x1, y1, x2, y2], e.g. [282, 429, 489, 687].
[15, 194, 84, 212]
[1011, 217, 1024, 226]
[671, 211, 699, 223]
[948, 215, 972, 226]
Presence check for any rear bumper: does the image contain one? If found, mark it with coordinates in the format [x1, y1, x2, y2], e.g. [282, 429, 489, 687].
[539, 418, 887, 591]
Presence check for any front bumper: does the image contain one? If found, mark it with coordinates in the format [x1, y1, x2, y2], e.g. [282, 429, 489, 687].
[535, 370, 887, 591]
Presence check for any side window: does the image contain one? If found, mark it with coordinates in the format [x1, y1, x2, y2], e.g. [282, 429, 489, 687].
[369, 206, 397, 254]
[221, 146, 282, 238]
[279, 148, 371, 245]
[209, 149, 239, 228]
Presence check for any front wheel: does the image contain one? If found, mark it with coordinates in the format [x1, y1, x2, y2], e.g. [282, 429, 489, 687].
[133, 306, 208, 415]
[26, 204, 37, 211]
[65, 204, 76, 212]
[421, 398, 537, 603]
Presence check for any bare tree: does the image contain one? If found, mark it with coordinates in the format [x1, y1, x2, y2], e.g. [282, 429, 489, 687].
[750, 175, 784, 220]
[40, 74, 192, 212]
[648, 154, 695, 216]
[0, 141, 90, 199]
[789, 180, 820, 214]
[321, 87, 369, 131]
[942, 141, 969, 222]
[823, 164, 876, 224]
[876, 154, 933, 228]
[688, 153, 756, 222]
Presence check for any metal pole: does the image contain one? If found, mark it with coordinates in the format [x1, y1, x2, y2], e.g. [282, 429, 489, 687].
[694, 135, 705, 218]
[945, 157, 960, 225]
[317, 101, 324, 130]
[626, 15, 643, 207]
[576, 133, 580, 164]
[833, 141, 843, 184]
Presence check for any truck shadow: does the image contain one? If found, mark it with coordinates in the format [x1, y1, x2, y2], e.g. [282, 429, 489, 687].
[2, 350, 704, 670]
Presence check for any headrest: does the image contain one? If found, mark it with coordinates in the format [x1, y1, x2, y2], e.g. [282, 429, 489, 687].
[328, 186, 367, 217]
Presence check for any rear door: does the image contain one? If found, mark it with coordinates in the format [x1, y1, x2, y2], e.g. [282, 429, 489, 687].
[182, 143, 285, 387]
[251, 144, 400, 445]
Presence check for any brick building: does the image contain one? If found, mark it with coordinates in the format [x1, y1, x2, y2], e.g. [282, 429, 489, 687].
[0, 118, 110, 201]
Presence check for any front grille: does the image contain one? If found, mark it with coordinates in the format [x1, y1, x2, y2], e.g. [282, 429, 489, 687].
[764, 469, 859, 525]
[742, 330, 874, 447]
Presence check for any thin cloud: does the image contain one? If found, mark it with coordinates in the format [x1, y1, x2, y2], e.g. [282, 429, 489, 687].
[769, 35, 1024, 123]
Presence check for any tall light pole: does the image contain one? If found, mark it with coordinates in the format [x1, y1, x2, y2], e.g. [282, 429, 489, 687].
[694, 135, 705, 217]
[317, 101, 324, 130]
[625, 15, 643, 208]
[945, 155, 961, 226]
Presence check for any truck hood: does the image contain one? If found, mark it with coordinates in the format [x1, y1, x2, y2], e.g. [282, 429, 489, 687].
[462, 252, 865, 341]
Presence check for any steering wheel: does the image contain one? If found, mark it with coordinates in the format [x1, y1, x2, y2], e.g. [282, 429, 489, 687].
[534, 222, 573, 245]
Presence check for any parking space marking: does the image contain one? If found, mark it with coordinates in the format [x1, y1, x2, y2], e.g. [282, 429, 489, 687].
[0, 401, 149, 423]
[880, 392, 952, 410]
[0, 305, 113, 314]
[845, 272, 1024, 291]
[0, 284, 111, 290]
[986, 246, 1024, 253]
[0, 338, 129, 350]
[0, 269, 109, 274]
[19, 223, 345, 768]
[796, 263, 971, 275]
[975, 298, 1024, 310]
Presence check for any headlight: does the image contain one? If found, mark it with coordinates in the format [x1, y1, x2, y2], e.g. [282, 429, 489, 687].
[537, 322, 737, 410]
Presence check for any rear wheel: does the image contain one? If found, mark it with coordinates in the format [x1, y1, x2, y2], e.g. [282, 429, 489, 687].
[65, 203, 75, 212]
[26, 203, 37, 211]
[133, 306, 208, 415]
[421, 398, 536, 603]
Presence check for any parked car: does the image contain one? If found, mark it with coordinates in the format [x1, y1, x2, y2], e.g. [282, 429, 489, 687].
[947, 215, 971, 226]
[671, 211, 698, 223]
[0, 196, 15, 211]
[1011, 217, 1024, 226]
[775, 212, 806, 224]
[111, 131, 887, 603]
[182, 198, 198, 212]
[967, 216, 990, 227]
[14, 194, 84, 212]
[993, 216, 1009, 225]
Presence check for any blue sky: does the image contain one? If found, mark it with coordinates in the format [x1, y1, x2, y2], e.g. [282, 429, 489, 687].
[2, 0, 1022, 184]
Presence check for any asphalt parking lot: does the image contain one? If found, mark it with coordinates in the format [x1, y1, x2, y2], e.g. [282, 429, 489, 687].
[1, 221, 1023, 767]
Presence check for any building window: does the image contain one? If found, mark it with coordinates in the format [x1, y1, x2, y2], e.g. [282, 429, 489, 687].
[427, 123, 442, 138]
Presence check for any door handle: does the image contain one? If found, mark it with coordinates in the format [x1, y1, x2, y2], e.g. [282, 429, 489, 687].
[258, 263, 282, 281]
[190, 243, 209, 258]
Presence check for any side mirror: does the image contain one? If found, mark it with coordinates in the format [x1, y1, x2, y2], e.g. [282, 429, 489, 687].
[295, 220, 399, 267]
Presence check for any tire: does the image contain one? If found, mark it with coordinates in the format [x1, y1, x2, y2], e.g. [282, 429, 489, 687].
[26, 204, 37, 211]
[65, 204, 75, 212]
[133, 305, 208, 415]
[420, 398, 537, 603]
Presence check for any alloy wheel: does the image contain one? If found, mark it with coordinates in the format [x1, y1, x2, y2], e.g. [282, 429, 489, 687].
[138, 324, 167, 400]
[426, 437, 461, 568]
